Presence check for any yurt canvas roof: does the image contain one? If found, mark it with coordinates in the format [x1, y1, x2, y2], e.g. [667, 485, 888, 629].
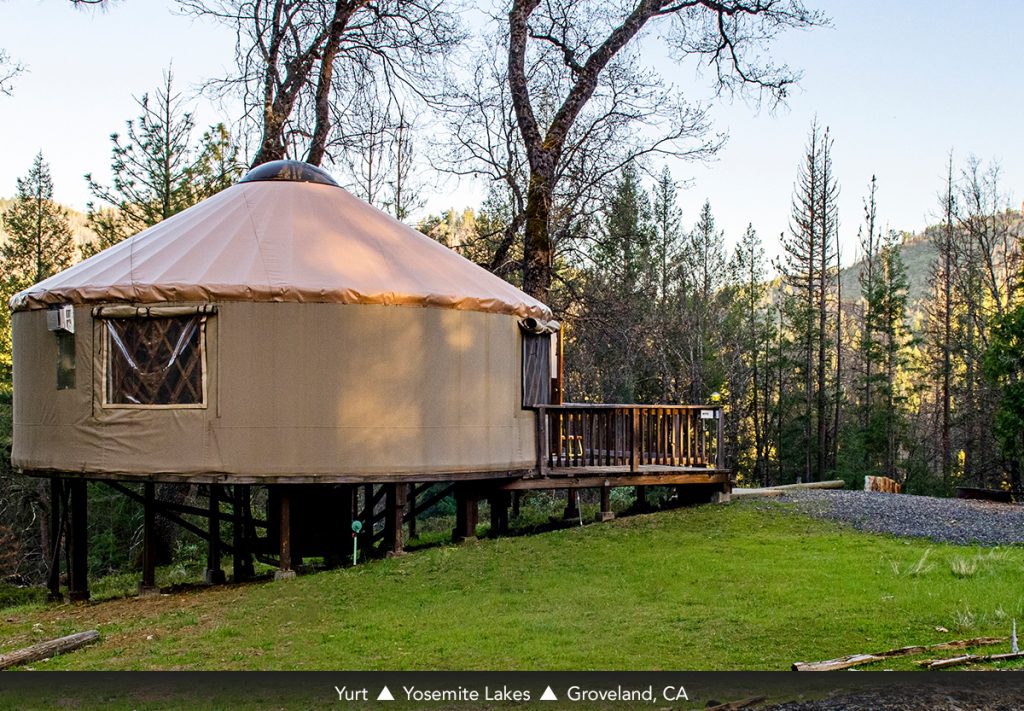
[10, 163, 552, 320]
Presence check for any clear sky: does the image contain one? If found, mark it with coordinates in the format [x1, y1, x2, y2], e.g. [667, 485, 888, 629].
[0, 1, 1020, 269]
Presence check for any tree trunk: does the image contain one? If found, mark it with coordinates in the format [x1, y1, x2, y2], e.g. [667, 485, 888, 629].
[522, 171, 553, 300]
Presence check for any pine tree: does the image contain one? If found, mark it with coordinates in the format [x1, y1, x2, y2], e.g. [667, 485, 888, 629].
[650, 167, 685, 401]
[681, 200, 727, 403]
[778, 121, 839, 481]
[83, 70, 242, 256]
[572, 163, 657, 403]
[859, 227, 911, 478]
[651, 167, 684, 301]
[728, 224, 771, 483]
[0, 153, 76, 389]
[877, 231, 911, 477]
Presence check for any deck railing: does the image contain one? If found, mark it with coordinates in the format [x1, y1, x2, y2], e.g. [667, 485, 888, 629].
[534, 404, 724, 475]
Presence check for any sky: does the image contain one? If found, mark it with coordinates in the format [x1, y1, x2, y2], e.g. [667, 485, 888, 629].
[0, 1, 1021, 270]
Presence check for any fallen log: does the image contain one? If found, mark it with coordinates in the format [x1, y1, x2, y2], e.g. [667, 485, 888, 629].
[921, 649, 1024, 670]
[0, 630, 99, 670]
[792, 636, 1006, 671]
[733, 480, 845, 498]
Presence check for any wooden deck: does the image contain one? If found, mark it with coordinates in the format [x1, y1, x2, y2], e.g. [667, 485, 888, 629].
[535, 403, 725, 474]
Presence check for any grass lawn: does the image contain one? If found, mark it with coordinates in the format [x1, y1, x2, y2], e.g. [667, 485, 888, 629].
[2, 499, 1023, 671]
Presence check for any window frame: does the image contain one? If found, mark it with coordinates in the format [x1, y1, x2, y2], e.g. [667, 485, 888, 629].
[98, 312, 210, 410]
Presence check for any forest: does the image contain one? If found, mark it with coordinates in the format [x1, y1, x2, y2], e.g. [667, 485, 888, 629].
[1, 1, 1022, 586]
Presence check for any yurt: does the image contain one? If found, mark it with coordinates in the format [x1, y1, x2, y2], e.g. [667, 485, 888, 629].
[9, 160, 561, 597]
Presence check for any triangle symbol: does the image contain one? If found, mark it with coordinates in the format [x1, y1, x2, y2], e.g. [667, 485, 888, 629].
[540, 686, 558, 701]
[377, 686, 395, 701]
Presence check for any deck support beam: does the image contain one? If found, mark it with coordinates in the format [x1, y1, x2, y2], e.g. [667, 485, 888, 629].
[489, 490, 509, 536]
[562, 489, 580, 521]
[500, 471, 731, 491]
[596, 483, 614, 522]
[232, 484, 255, 582]
[47, 477, 63, 602]
[452, 484, 479, 543]
[67, 479, 89, 602]
[407, 484, 417, 539]
[276, 487, 296, 579]
[204, 485, 225, 585]
[138, 482, 158, 595]
[634, 485, 648, 511]
[383, 483, 407, 557]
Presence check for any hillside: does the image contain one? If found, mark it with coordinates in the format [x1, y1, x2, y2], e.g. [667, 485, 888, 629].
[839, 230, 937, 306]
[839, 210, 1023, 307]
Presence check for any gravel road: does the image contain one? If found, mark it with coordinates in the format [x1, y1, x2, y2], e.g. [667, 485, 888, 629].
[759, 489, 1024, 546]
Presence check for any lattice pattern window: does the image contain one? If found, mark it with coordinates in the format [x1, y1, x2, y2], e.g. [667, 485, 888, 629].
[522, 331, 551, 408]
[105, 316, 205, 407]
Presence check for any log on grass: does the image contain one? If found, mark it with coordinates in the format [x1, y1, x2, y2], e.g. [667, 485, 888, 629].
[792, 636, 1006, 671]
[922, 649, 1024, 670]
[732, 480, 845, 498]
[0, 630, 99, 670]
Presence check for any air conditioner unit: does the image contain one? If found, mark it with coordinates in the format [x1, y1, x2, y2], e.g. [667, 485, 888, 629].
[46, 304, 75, 334]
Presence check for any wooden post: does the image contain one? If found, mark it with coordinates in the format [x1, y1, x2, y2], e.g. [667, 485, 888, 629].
[327, 485, 353, 568]
[359, 484, 375, 555]
[562, 488, 580, 521]
[407, 484, 418, 539]
[634, 485, 647, 512]
[362, 484, 374, 520]
[535, 406, 548, 476]
[716, 408, 725, 470]
[630, 407, 640, 473]
[276, 487, 295, 579]
[489, 490, 509, 536]
[47, 477, 63, 602]
[452, 484, 479, 543]
[139, 482, 157, 595]
[596, 483, 614, 522]
[383, 483, 407, 557]
[232, 484, 254, 582]
[204, 485, 225, 585]
[511, 491, 521, 519]
[67, 479, 89, 602]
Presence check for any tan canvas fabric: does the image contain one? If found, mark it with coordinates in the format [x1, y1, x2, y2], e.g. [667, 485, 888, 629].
[10, 181, 552, 321]
[12, 304, 536, 479]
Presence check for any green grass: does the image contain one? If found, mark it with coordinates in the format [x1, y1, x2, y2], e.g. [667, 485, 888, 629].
[2, 499, 1023, 672]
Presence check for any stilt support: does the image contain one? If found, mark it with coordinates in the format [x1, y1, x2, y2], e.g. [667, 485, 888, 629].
[407, 484, 418, 539]
[489, 490, 509, 536]
[452, 484, 479, 543]
[562, 489, 580, 522]
[383, 483, 407, 557]
[596, 483, 614, 522]
[138, 482, 158, 596]
[204, 485, 226, 585]
[232, 484, 254, 582]
[67, 479, 89, 602]
[276, 486, 296, 580]
[634, 485, 648, 511]
[46, 477, 63, 602]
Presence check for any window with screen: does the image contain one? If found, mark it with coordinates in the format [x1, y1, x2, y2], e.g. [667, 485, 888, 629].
[104, 315, 205, 407]
[522, 331, 551, 408]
